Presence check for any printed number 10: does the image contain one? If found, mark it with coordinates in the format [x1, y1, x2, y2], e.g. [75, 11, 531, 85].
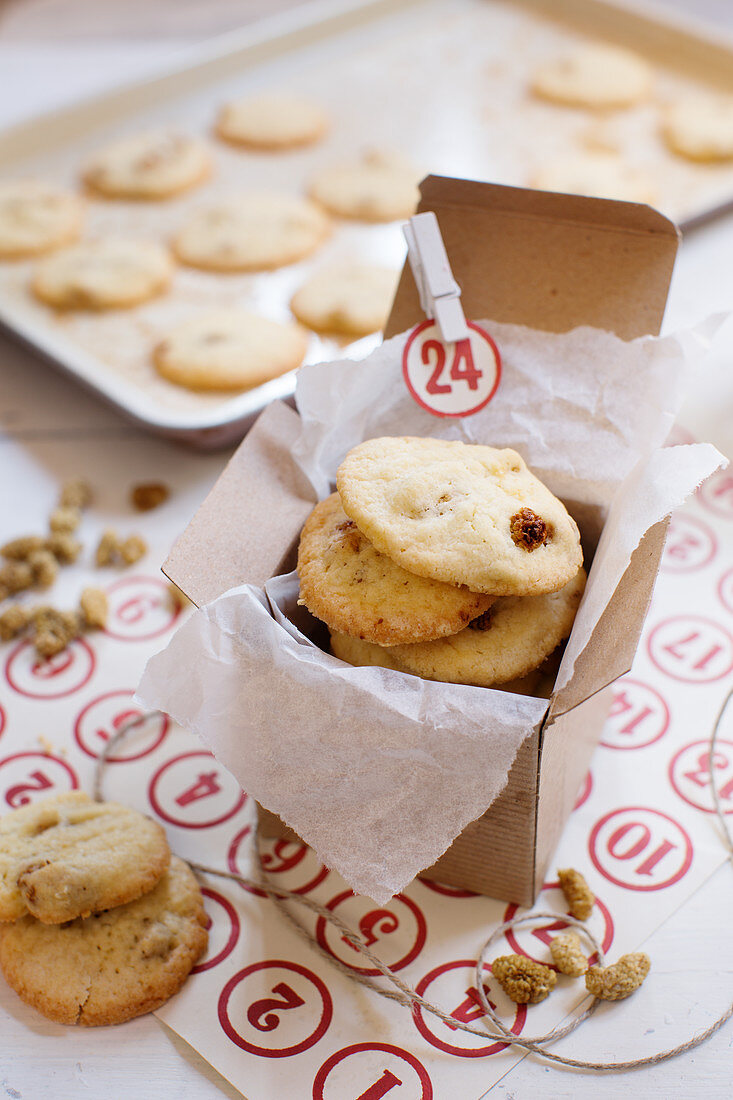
[423, 339, 482, 395]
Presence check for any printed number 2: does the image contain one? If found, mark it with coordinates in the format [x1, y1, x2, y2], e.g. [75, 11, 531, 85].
[424, 338, 482, 395]
[247, 982, 305, 1032]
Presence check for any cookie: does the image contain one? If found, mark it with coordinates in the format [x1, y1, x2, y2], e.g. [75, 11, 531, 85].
[308, 150, 420, 222]
[173, 193, 330, 272]
[336, 437, 583, 597]
[0, 856, 207, 1026]
[290, 263, 398, 336]
[298, 493, 492, 646]
[532, 152, 656, 204]
[32, 238, 172, 309]
[330, 567, 586, 687]
[0, 181, 83, 259]
[0, 791, 170, 924]
[661, 95, 733, 162]
[83, 132, 211, 199]
[216, 92, 328, 150]
[153, 308, 308, 391]
[531, 44, 652, 110]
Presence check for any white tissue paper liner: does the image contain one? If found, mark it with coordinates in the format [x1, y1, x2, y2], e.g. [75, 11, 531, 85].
[138, 317, 726, 904]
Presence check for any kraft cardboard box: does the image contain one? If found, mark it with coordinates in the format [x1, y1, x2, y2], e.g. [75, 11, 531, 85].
[159, 177, 679, 906]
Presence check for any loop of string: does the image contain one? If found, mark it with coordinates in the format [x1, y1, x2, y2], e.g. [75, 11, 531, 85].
[93, 690, 733, 1074]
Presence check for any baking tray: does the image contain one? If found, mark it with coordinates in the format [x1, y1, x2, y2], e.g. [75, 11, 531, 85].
[1, 0, 732, 448]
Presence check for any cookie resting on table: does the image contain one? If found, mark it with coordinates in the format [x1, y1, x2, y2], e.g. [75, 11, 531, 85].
[336, 437, 583, 596]
[0, 856, 207, 1026]
[290, 263, 398, 336]
[330, 567, 586, 687]
[83, 132, 212, 199]
[0, 791, 170, 924]
[530, 44, 652, 110]
[298, 492, 493, 646]
[215, 92, 328, 149]
[661, 95, 733, 162]
[172, 192, 330, 271]
[32, 238, 173, 309]
[308, 150, 420, 222]
[0, 181, 83, 259]
[153, 308, 308, 391]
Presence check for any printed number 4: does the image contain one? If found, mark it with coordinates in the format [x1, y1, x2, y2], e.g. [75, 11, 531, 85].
[424, 339, 482, 395]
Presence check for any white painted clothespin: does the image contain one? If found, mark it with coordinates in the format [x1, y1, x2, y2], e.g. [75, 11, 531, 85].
[403, 211, 468, 344]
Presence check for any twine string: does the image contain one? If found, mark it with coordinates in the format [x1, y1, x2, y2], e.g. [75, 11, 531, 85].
[94, 691, 733, 1073]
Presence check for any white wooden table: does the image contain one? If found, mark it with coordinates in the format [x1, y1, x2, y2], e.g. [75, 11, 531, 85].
[0, 8, 732, 1099]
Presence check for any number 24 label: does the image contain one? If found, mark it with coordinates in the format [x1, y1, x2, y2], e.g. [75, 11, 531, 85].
[402, 320, 501, 418]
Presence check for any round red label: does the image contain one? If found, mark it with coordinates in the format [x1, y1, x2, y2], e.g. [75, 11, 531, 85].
[5, 637, 95, 700]
[573, 770, 593, 811]
[588, 806, 693, 891]
[412, 959, 526, 1058]
[104, 575, 180, 642]
[313, 1042, 433, 1100]
[668, 738, 733, 815]
[0, 751, 79, 809]
[661, 513, 717, 573]
[646, 616, 733, 684]
[602, 678, 670, 751]
[218, 959, 332, 1058]
[74, 690, 169, 762]
[315, 889, 426, 976]
[718, 568, 733, 616]
[402, 320, 501, 418]
[148, 750, 246, 829]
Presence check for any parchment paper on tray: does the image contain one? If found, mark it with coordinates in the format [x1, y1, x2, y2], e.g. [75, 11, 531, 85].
[138, 315, 726, 904]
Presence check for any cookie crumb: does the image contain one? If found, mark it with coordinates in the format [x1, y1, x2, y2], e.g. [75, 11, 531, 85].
[120, 535, 147, 565]
[1, 535, 45, 561]
[79, 587, 108, 630]
[28, 549, 59, 589]
[558, 867, 595, 920]
[32, 608, 81, 658]
[46, 533, 82, 564]
[130, 482, 169, 512]
[59, 478, 92, 510]
[510, 508, 549, 551]
[585, 952, 650, 1000]
[492, 954, 557, 1004]
[49, 506, 81, 534]
[0, 561, 34, 595]
[550, 931, 588, 976]
[95, 529, 121, 567]
[0, 604, 31, 641]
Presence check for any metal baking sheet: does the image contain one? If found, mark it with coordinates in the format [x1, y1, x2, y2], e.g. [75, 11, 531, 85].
[1, 0, 732, 447]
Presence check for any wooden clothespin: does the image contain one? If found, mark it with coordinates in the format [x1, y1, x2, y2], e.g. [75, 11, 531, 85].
[403, 211, 468, 344]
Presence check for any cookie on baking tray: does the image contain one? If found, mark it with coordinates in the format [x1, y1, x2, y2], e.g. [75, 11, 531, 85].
[153, 308, 308, 391]
[532, 152, 656, 205]
[0, 856, 207, 1026]
[330, 567, 586, 687]
[308, 149, 420, 222]
[0, 791, 170, 924]
[173, 192, 330, 271]
[661, 95, 733, 162]
[83, 132, 211, 199]
[0, 181, 83, 260]
[298, 492, 493, 646]
[290, 263, 398, 337]
[215, 92, 328, 150]
[32, 238, 173, 309]
[336, 437, 583, 597]
[530, 43, 652, 110]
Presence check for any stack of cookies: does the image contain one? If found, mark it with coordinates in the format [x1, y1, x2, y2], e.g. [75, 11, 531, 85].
[297, 437, 586, 691]
[0, 791, 207, 1026]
